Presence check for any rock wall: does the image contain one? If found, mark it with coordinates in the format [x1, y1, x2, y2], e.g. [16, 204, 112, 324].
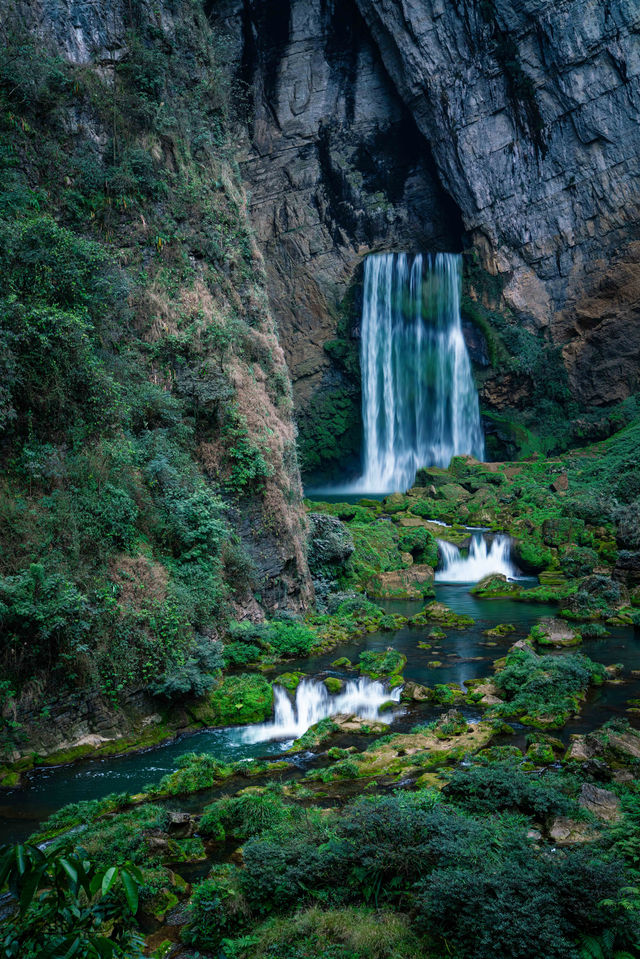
[4, 0, 314, 610]
[213, 0, 640, 435]
[212, 0, 463, 475]
[355, 0, 640, 406]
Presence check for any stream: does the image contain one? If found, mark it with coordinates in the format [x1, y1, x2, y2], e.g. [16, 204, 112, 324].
[1, 583, 639, 845]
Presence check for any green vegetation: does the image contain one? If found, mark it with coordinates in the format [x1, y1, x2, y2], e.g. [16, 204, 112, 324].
[491, 646, 606, 727]
[0, 3, 304, 741]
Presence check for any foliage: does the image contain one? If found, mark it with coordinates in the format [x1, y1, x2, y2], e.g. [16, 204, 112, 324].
[442, 760, 577, 820]
[203, 673, 274, 725]
[491, 647, 605, 724]
[0, 842, 143, 959]
[149, 634, 223, 699]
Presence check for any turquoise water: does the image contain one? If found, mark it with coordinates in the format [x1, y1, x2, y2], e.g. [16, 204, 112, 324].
[1, 585, 638, 844]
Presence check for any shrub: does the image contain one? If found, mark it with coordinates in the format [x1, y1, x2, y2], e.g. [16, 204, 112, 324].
[149, 634, 223, 699]
[560, 547, 598, 579]
[491, 647, 605, 724]
[414, 850, 625, 959]
[442, 760, 576, 820]
[199, 791, 296, 842]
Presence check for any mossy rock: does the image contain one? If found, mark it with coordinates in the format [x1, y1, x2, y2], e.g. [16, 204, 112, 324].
[275, 671, 306, 692]
[428, 627, 447, 640]
[471, 574, 521, 598]
[483, 623, 516, 637]
[358, 648, 407, 680]
[427, 660, 443, 668]
[331, 657, 353, 668]
[323, 677, 343, 695]
[411, 602, 474, 628]
[529, 619, 582, 648]
[526, 742, 556, 764]
[193, 674, 274, 726]
[512, 539, 555, 574]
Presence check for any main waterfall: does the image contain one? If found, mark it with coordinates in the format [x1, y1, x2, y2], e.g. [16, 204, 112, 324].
[356, 252, 484, 492]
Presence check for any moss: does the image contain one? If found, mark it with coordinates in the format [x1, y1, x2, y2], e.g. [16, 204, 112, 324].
[190, 674, 273, 726]
[358, 649, 406, 681]
[323, 677, 343, 694]
[471, 575, 521, 599]
[483, 623, 516, 637]
[411, 602, 474, 629]
[289, 717, 339, 752]
[274, 672, 306, 692]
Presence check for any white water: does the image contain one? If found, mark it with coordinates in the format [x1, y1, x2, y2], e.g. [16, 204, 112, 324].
[242, 677, 402, 744]
[435, 532, 518, 583]
[351, 252, 484, 493]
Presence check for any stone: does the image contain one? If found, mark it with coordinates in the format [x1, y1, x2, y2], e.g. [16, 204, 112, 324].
[370, 564, 434, 599]
[531, 619, 581, 647]
[549, 818, 594, 845]
[578, 784, 620, 822]
[551, 473, 569, 492]
[166, 812, 195, 838]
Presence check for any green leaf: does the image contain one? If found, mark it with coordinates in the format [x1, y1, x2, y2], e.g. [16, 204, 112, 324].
[19, 866, 42, 914]
[100, 865, 117, 896]
[121, 868, 139, 914]
[58, 858, 78, 887]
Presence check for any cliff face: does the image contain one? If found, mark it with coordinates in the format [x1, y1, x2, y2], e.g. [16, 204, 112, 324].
[355, 0, 640, 406]
[212, 0, 463, 474]
[213, 0, 640, 451]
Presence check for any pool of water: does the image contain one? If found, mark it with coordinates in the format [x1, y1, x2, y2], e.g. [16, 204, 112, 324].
[1, 584, 638, 844]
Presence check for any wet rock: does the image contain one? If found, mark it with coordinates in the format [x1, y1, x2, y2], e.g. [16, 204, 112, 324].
[400, 682, 432, 703]
[370, 564, 434, 599]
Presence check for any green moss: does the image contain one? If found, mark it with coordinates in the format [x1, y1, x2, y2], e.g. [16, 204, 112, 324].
[274, 672, 306, 692]
[190, 674, 273, 726]
[323, 677, 343, 694]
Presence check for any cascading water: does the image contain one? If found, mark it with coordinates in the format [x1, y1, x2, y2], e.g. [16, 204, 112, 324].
[435, 532, 519, 583]
[242, 677, 401, 744]
[355, 252, 484, 493]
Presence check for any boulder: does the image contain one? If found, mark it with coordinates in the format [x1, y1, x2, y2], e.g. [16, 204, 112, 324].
[370, 564, 434, 598]
[578, 783, 620, 822]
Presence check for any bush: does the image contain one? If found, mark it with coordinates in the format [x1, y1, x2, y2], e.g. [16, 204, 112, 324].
[199, 790, 296, 842]
[492, 647, 605, 724]
[560, 547, 598, 579]
[0, 563, 91, 685]
[414, 850, 625, 959]
[443, 760, 576, 820]
[149, 634, 223, 699]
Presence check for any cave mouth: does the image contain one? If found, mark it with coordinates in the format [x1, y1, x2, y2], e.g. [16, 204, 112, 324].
[305, 250, 484, 497]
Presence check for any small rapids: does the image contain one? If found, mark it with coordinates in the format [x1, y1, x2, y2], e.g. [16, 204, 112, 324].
[242, 677, 402, 744]
[435, 532, 519, 584]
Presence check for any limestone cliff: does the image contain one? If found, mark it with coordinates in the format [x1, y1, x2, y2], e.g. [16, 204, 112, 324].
[211, 0, 640, 466]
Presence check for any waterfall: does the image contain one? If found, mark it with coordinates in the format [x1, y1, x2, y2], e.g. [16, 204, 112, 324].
[435, 532, 518, 583]
[355, 252, 484, 493]
[242, 677, 401, 744]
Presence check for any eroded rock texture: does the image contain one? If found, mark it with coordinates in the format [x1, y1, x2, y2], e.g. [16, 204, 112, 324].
[213, 0, 640, 445]
[212, 0, 463, 474]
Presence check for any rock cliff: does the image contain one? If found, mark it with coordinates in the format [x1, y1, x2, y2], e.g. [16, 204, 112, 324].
[211, 0, 640, 465]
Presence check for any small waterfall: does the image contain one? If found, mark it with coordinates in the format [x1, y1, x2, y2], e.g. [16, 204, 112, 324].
[435, 532, 518, 583]
[242, 677, 401, 744]
[355, 252, 484, 493]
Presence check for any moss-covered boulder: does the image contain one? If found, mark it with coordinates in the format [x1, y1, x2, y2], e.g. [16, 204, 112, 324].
[471, 574, 521, 598]
[191, 674, 273, 726]
[411, 602, 474, 629]
[358, 648, 406, 683]
[529, 619, 581, 648]
[275, 672, 306, 692]
[323, 677, 343, 695]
